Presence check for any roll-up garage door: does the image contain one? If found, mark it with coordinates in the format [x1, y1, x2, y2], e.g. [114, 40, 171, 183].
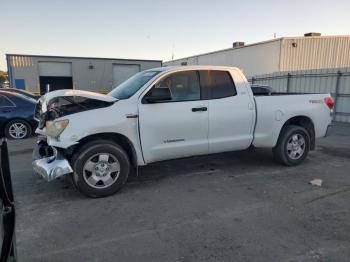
[113, 64, 140, 87]
[38, 62, 72, 77]
[38, 62, 73, 94]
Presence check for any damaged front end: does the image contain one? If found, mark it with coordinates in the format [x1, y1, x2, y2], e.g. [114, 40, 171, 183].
[32, 137, 73, 181]
[35, 90, 117, 130]
[33, 90, 117, 181]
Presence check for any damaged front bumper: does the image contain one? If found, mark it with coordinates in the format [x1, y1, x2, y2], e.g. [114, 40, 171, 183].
[32, 138, 73, 182]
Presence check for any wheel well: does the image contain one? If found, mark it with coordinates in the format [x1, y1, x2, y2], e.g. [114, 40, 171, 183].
[281, 116, 315, 150]
[71, 133, 138, 167]
[4, 118, 31, 127]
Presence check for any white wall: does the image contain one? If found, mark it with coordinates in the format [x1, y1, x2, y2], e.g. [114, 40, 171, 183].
[164, 36, 350, 77]
[164, 40, 281, 77]
[280, 36, 350, 71]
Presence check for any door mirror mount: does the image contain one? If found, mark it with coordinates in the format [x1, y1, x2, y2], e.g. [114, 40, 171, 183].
[145, 87, 172, 103]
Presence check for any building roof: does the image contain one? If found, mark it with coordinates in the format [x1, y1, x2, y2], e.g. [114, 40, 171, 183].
[6, 54, 162, 63]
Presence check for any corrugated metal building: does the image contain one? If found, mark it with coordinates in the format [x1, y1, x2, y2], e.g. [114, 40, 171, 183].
[6, 54, 162, 94]
[164, 34, 350, 77]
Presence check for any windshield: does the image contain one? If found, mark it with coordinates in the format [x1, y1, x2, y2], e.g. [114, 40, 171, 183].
[108, 70, 161, 99]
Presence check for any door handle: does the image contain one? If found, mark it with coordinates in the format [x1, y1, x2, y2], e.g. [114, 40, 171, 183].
[1, 110, 12, 113]
[192, 107, 207, 112]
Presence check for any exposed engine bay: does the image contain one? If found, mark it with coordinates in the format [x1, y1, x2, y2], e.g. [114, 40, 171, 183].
[35, 95, 115, 129]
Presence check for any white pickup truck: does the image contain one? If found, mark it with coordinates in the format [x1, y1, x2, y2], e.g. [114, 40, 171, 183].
[33, 66, 333, 197]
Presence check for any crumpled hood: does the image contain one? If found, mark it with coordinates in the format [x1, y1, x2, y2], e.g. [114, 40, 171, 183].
[35, 89, 117, 127]
[41, 89, 117, 103]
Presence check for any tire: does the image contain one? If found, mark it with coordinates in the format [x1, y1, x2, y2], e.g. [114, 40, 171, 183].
[5, 119, 32, 140]
[71, 140, 130, 198]
[272, 125, 310, 166]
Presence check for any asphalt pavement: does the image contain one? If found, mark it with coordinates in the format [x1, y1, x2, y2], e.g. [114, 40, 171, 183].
[8, 122, 350, 262]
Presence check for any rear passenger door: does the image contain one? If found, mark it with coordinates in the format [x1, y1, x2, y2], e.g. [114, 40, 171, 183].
[202, 70, 255, 153]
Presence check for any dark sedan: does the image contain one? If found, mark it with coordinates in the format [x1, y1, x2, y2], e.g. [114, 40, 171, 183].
[0, 91, 38, 139]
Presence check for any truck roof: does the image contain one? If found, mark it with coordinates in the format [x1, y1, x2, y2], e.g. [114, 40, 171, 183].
[148, 65, 240, 72]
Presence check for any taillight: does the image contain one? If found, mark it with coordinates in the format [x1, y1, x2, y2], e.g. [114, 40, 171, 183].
[324, 97, 334, 110]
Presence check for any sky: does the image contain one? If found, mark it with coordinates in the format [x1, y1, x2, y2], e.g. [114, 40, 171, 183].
[1, 0, 350, 70]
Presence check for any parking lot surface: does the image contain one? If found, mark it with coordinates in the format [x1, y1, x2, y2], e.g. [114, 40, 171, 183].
[9, 123, 350, 261]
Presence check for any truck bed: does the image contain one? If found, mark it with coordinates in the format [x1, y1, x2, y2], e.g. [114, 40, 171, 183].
[252, 93, 332, 148]
[250, 83, 321, 96]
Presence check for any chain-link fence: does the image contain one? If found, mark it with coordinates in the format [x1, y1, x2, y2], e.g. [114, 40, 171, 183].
[249, 67, 350, 123]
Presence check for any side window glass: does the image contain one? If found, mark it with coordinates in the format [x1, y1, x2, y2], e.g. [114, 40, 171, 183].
[154, 71, 200, 102]
[0, 95, 14, 107]
[208, 71, 237, 99]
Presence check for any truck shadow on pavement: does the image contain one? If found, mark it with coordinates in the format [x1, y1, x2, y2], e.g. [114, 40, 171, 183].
[51, 148, 281, 199]
[127, 148, 285, 187]
[34, 146, 315, 201]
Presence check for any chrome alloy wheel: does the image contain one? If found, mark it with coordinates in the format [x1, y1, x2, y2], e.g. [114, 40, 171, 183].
[286, 134, 306, 160]
[9, 123, 28, 139]
[83, 153, 121, 189]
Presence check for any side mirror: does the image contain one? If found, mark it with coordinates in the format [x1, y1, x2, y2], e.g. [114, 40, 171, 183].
[145, 87, 172, 103]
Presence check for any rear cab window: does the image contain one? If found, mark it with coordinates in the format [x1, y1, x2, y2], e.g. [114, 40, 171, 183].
[200, 70, 237, 99]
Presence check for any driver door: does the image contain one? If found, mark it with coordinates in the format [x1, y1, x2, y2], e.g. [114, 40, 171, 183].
[138, 70, 209, 163]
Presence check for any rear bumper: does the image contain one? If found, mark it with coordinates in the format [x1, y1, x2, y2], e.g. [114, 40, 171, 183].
[32, 139, 73, 182]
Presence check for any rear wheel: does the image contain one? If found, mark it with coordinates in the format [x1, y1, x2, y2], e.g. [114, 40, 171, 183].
[71, 140, 130, 198]
[5, 119, 32, 139]
[273, 125, 310, 166]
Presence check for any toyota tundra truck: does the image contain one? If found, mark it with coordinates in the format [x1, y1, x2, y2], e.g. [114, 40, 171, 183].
[33, 66, 333, 197]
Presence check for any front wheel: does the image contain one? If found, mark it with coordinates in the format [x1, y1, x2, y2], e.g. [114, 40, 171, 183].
[273, 125, 310, 166]
[71, 140, 130, 198]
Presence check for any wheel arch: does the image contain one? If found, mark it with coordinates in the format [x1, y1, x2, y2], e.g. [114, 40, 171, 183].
[278, 115, 315, 150]
[4, 117, 32, 127]
[72, 133, 138, 167]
